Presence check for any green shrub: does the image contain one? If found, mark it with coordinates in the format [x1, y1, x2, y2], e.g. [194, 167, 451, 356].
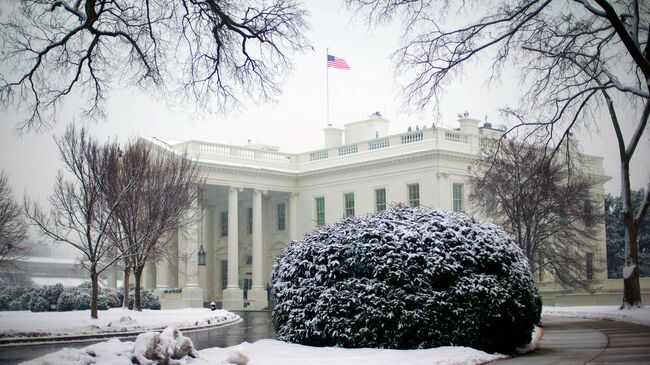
[272, 205, 541, 354]
[56, 291, 76, 311]
[28, 296, 50, 312]
[8, 299, 22, 311]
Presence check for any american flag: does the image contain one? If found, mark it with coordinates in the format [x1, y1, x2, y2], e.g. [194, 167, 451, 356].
[327, 54, 350, 70]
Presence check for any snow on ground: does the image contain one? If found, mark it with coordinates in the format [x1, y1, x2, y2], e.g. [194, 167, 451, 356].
[21, 337, 509, 365]
[543, 305, 650, 326]
[198, 340, 508, 365]
[0, 308, 239, 338]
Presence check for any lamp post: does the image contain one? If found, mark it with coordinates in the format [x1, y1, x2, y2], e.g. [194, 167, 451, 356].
[198, 245, 206, 266]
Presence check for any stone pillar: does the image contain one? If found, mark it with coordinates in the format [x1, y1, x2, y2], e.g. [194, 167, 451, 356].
[107, 265, 118, 289]
[155, 258, 169, 290]
[182, 196, 203, 308]
[290, 192, 299, 241]
[222, 186, 243, 310]
[248, 189, 268, 310]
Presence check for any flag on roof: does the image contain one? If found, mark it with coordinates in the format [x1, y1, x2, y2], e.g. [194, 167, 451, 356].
[327, 54, 350, 70]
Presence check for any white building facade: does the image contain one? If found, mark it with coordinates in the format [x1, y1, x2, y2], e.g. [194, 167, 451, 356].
[132, 115, 616, 310]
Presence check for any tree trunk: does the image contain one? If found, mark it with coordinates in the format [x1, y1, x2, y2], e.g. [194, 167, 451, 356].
[90, 267, 99, 319]
[621, 160, 642, 308]
[134, 267, 143, 311]
[122, 266, 131, 309]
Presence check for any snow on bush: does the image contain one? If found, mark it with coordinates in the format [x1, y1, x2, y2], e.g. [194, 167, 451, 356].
[271, 205, 542, 354]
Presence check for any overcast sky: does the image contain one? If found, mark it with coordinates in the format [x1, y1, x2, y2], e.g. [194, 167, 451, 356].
[1, 1, 648, 214]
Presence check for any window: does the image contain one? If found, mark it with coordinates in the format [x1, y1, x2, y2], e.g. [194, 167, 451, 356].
[408, 183, 420, 207]
[220, 211, 228, 237]
[485, 195, 497, 217]
[277, 203, 286, 231]
[453, 183, 464, 212]
[586, 252, 594, 280]
[220, 260, 228, 290]
[247, 207, 253, 234]
[344, 192, 355, 217]
[315, 197, 325, 227]
[375, 188, 386, 212]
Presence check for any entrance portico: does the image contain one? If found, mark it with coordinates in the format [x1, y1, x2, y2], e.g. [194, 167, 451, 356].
[155, 183, 298, 310]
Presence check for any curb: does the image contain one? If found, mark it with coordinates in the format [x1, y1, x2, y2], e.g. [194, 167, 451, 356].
[0, 316, 242, 347]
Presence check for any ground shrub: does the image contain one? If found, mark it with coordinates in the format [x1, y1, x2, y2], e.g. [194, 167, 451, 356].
[56, 291, 76, 311]
[28, 296, 50, 312]
[7, 299, 22, 311]
[272, 205, 541, 354]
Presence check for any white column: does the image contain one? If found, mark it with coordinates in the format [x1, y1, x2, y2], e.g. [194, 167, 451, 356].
[155, 258, 169, 290]
[248, 189, 268, 310]
[222, 186, 243, 310]
[107, 265, 118, 289]
[290, 192, 299, 241]
[182, 196, 203, 307]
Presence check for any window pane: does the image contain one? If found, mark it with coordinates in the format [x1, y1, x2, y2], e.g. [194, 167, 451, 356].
[344, 193, 355, 217]
[453, 183, 464, 212]
[316, 197, 325, 226]
[220, 211, 228, 237]
[375, 188, 386, 212]
[277, 203, 286, 231]
[247, 207, 253, 234]
[586, 252, 594, 280]
[221, 260, 228, 290]
[408, 183, 420, 207]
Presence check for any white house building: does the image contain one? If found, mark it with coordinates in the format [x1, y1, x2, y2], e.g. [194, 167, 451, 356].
[108, 114, 627, 310]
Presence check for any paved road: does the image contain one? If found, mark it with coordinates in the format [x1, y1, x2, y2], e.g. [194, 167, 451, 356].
[498, 316, 650, 364]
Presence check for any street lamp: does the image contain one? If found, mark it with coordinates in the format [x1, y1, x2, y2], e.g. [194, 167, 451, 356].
[198, 245, 206, 266]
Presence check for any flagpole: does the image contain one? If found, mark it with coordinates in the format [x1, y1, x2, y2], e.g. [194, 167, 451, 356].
[326, 47, 329, 127]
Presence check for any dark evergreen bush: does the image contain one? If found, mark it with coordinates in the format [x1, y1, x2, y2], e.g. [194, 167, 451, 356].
[8, 299, 22, 311]
[271, 205, 541, 354]
[28, 296, 50, 312]
[56, 290, 76, 311]
[42, 284, 64, 309]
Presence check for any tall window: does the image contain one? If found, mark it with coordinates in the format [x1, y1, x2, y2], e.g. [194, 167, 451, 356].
[453, 183, 464, 212]
[485, 195, 497, 217]
[586, 252, 594, 280]
[375, 188, 386, 212]
[315, 197, 325, 227]
[407, 183, 420, 207]
[220, 211, 228, 237]
[277, 203, 286, 231]
[344, 192, 355, 217]
[247, 207, 253, 234]
[220, 260, 228, 290]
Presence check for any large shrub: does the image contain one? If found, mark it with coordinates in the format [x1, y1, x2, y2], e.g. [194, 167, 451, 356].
[271, 205, 541, 354]
[28, 296, 50, 312]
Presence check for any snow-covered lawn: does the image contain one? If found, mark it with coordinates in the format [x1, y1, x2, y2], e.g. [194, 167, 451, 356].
[542, 305, 650, 326]
[0, 308, 240, 339]
[21, 337, 509, 365]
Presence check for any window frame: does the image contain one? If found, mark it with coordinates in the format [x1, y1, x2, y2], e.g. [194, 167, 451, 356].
[277, 202, 286, 231]
[407, 183, 420, 208]
[344, 192, 355, 217]
[453, 182, 464, 212]
[315, 196, 326, 227]
[375, 187, 387, 212]
[220, 211, 228, 237]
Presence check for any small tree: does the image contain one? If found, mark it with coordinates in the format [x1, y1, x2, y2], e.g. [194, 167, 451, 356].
[106, 140, 202, 311]
[470, 138, 601, 289]
[25, 124, 140, 319]
[0, 170, 28, 270]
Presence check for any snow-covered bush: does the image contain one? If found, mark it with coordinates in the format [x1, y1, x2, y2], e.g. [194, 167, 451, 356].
[19, 292, 32, 310]
[29, 296, 50, 312]
[271, 205, 541, 354]
[42, 284, 64, 308]
[73, 291, 91, 310]
[99, 287, 121, 308]
[56, 290, 76, 311]
[7, 299, 21, 311]
[118, 284, 161, 310]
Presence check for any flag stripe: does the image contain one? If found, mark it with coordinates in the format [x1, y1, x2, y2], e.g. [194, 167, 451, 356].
[327, 54, 350, 70]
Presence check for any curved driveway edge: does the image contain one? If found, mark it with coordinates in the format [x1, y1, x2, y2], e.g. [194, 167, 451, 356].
[0, 315, 242, 347]
[497, 315, 650, 364]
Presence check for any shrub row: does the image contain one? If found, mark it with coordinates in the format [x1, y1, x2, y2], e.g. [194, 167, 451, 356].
[0, 282, 160, 312]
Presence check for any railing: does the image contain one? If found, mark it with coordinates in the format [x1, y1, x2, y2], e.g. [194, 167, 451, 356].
[445, 132, 469, 144]
[368, 137, 390, 150]
[338, 144, 359, 156]
[200, 144, 230, 156]
[401, 130, 423, 144]
[310, 150, 329, 161]
[263, 152, 291, 163]
[239, 149, 255, 159]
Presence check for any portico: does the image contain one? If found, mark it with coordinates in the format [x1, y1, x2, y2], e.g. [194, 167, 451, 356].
[155, 182, 299, 310]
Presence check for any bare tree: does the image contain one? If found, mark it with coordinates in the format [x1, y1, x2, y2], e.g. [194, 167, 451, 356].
[0, 0, 310, 130]
[0, 171, 28, 270]
[24, 124, 140, 319]
[470, 138, 601, 289]
[347, 0, 649, 308]
[106, 140, 202, 311]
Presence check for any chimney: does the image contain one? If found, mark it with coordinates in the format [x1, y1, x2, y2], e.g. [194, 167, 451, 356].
[458, 113, 480, 135]
[323, 126, 344, 148]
